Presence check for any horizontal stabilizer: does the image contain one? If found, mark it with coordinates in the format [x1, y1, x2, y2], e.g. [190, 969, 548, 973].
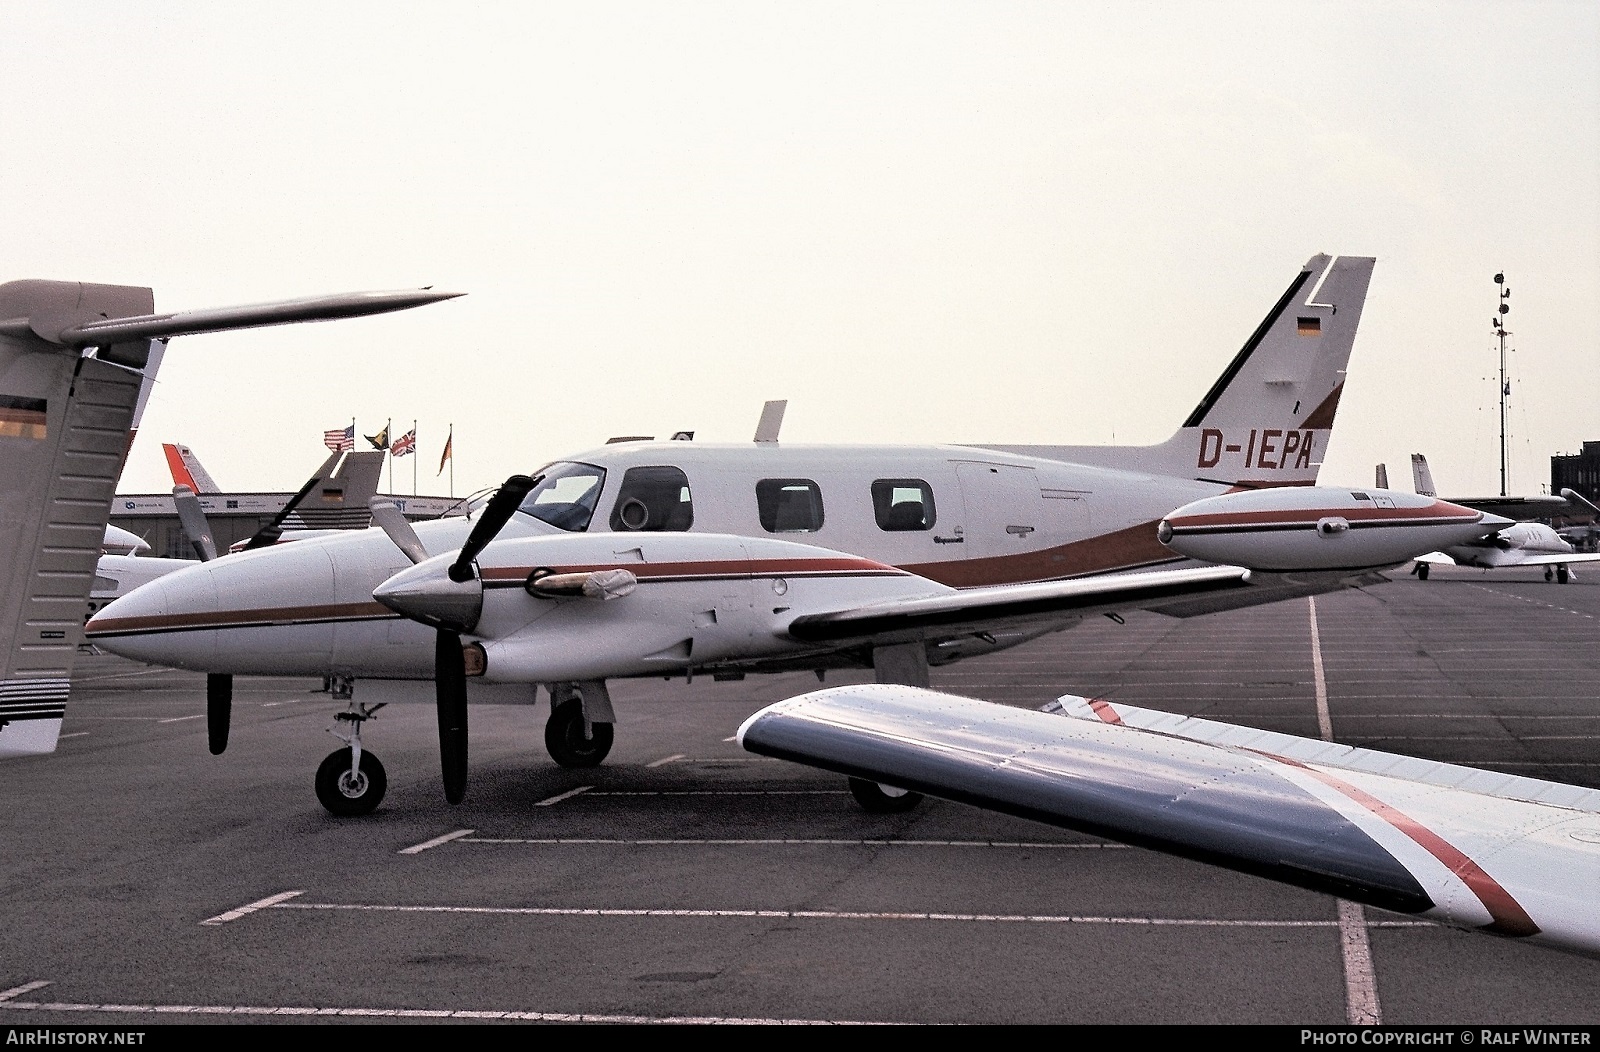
[2, 288, 463, 348]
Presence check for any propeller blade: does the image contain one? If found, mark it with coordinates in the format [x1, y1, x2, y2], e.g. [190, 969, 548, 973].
[172, 485, 218, 562]
[369, 499, 430, 565]
[239, 475, 322, 552]
[448, 474, 538, 583]
[207, 673, 232, 755]
[436, 629, 469, 804]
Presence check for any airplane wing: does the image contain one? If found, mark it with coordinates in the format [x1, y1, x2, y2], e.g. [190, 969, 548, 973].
[1442, 495, 1570, 521]
[738, 685, 1600, 960]
[1503, 552, 1600, 568]
[783, 564, 1376, 644]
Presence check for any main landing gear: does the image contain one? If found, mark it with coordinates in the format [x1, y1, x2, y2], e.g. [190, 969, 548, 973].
[315, 679, 389, 816]
[544, 681, 615, 768]
[1546, 566, 1571, 584]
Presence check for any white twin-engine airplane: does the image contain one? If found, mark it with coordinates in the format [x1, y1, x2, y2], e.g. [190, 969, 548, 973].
[80, 254, 1515, 815]
[738, 686, 1600, 960]
[0, 277, 461, 761]
[1405, 453, 1600, 583]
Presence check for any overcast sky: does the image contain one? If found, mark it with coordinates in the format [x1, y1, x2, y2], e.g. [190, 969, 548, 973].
[3, 2, 1595, 500]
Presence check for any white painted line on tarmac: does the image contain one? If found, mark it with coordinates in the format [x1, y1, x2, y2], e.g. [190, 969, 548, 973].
[58, 732, 89, 739]
[1311, 597, 1382, 1028]
[535, 785, 593, 807]
[0, 981, 51, 1002]
[646, 753, 686, 767]
[460, 837, 1123, 849]
[589, 790, 847, 797]
[0, 984, 884, 1024]
[254, 898, 1433, 929]
[199, 890, 304, 927]
[398, 829, 475, 855]
[158, 715, 203, 724]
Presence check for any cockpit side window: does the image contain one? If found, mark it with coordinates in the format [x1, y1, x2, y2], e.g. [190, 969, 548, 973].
[516, 462, 607, 532]
[756, 478, 824, 533]
[609, 465, 694, 532]
[872, 479, 936, 531]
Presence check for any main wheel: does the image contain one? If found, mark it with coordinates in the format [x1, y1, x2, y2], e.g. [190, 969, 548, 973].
[1416, 563, 1430, 580]
[1545, 567, 1554, 581]
[315, 748, 387, 816]
[1557, 565, 1570, 584]
[545, 700, 614, 768]
[847, 777, 924, 813]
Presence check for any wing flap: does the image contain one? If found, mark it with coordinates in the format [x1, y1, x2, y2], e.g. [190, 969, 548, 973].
[785, 564, 1252, 643]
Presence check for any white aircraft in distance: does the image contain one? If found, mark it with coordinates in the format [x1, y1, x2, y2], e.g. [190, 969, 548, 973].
[738, 686, 1600, 960]
[85, 453, 361, 623]
[0, 278, 461, 761]
[1405, 454, 1600, 583]
[84, 254, 1517, 814]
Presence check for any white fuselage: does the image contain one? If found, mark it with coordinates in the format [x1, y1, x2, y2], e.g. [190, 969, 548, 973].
[86, 441, 1226, 679]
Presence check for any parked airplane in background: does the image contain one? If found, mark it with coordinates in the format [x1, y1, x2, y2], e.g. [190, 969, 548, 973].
[1405, 454, 1600, 582]
[0, 278, 461, 760]
[84, 254, 1518, 814]
[163, 442, 222, 494]
[738, 685, 1600, 960]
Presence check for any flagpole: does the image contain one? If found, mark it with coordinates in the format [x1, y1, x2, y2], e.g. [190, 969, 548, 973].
[413, 419, 418, 496]
[449, 423, 454, 498]
[386, 417, 393, 495]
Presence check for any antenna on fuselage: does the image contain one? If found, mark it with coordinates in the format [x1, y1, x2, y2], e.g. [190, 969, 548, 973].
[753, 400, 786, 444]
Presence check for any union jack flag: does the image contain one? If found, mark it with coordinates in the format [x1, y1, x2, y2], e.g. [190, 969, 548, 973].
[323, 424, 354, 453]
[391, 428, 416, 457]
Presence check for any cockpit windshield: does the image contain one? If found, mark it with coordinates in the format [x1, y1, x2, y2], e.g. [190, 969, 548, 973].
[515, 461, 607, 532]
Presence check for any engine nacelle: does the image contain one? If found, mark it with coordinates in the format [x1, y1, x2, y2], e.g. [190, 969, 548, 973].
[1158, 487, 1510, 571]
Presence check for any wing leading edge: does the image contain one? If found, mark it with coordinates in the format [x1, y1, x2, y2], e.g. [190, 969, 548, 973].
[738, 685, 1600, 959]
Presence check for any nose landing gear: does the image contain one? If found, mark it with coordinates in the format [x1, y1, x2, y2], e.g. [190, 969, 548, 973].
[315, 700, 389, 816]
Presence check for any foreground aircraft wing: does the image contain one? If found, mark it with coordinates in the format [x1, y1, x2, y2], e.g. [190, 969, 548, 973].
[739, 685, 1600, 959]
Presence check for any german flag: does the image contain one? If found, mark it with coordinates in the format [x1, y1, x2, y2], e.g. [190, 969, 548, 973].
[0, 395, 47, 440]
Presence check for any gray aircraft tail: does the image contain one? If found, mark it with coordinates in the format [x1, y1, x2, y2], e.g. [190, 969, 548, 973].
[0, 281, 461, 757]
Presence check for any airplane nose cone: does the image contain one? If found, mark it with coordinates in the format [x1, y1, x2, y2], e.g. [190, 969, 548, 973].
[373, 559, 483, 634]
[86, 563, 219, 668]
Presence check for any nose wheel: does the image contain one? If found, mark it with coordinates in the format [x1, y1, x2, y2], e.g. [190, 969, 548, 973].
[316, 701, 389, 816]
[316, 748, 388, 816]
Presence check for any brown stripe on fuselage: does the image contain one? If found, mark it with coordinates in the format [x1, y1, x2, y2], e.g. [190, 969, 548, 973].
[85, 601, 397, 637]
[904, 520, 1178, 588]
[1166, 499, 1480, 531]
[479, 556, 904, 583]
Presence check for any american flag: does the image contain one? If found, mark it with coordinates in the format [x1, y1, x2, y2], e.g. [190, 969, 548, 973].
[391, 428, 416, 457]
[323, 424, 354, 453]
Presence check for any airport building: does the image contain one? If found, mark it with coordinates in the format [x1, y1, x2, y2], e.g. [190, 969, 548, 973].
[1552, 440, 1600, 506]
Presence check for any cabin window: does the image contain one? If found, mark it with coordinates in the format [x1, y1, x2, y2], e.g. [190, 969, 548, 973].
[517, 461, 607, 532]
[872, 479, 936, 531]
[609, 465, 694, 532]
[756, 478, 824, 533]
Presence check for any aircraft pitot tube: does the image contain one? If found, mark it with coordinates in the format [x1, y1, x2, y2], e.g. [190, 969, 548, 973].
[1157, 486, 1513, 571]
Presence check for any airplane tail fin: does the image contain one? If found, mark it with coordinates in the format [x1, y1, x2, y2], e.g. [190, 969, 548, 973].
[0, 282, 461, 758]
[0, 281, 156, 757]
[1375, 463, 1389, 490]
[987, 254, 1375, 487]
[291, 450, 386, 530]
[162, 442, 222, 493]
[1410, 453, 1437, 497]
